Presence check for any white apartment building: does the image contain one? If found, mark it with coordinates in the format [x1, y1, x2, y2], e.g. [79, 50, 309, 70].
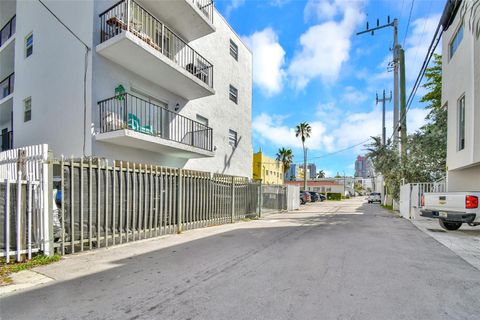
[441, 0, 480, 191]
[0, 0, 252, 177]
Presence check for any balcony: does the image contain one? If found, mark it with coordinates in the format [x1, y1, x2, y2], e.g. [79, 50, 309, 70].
[97, 0, 215, 100]
[96, 93, 214, 158]
[137, 0, 215, 41]
[0, 15, 16, 48]
[1, 130, 13, 152]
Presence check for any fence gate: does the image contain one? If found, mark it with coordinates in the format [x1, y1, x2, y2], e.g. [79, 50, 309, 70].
[399, 181, 446, 219]
[1, 144, 50, 262]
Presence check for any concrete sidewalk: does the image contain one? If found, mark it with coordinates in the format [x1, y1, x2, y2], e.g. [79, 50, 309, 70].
[412, 218, 480, 271]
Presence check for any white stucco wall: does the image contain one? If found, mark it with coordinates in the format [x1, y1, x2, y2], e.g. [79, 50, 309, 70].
[11, 0, 94, 157]
[4, 0, 253, 178]
[442, 8, 480, 191]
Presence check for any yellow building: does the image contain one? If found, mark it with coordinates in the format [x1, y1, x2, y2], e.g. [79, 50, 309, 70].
[252, 150, 284, 185]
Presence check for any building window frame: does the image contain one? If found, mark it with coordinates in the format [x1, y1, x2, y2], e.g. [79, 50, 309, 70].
[229, 85, 238, 104]
[24, 97, 32, 122]
[196, 114, 209, 127]
[230, 39, 238, 61]
[449, 23, 463, 60]
[228, 129, 237, 147]
[457, 95, 465, 151]
[25, 32, 33, 58]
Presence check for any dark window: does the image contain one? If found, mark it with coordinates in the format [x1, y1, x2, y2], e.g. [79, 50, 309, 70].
[24, 97, 31, 122]
[230, 39, 238, 60]
[228, 129, 237, 147]
[229, 85, 238, 104]
[25, 33, 33, 57]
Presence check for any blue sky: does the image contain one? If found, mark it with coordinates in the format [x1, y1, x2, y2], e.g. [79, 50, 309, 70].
[216, 0, 444, 177]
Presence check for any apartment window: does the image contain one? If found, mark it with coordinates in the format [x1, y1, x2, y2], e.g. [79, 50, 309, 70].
[229, 85, 238, 104]
[230, 39, 238, 61]
[196, 114, 209, 127]
[24, 97, 32, 122]
[25, 33, 33, 58]
[228, 129, 237, 147]
[458, 95, 465, 151]
[450, 24, 463, 59]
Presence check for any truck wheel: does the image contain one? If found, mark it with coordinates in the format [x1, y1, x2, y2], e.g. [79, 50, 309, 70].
[439, 220, 462, 231]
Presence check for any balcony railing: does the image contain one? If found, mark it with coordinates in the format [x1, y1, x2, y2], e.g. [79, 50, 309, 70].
[1, 130, 13, 152]
[0, 73, 14, 100]
[99, 0, 213, 88]
[99, 93, 213, 152]
[0, 15, 16, 47]
[194, 0, 214, 23]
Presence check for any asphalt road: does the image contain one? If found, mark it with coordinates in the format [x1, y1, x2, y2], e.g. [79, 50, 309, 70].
[2, 198, 480, 320]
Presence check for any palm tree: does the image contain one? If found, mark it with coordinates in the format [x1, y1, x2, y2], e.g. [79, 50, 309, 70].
[276, 147, 293, 183]
[317, 170, 326, 178]
[295, 122, 312, 191]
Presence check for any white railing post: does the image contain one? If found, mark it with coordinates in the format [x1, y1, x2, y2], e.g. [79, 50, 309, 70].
[126, 0, 131, 32]
[5, 179, 10, 263]
[42, 150, 53, 256]
[16, 169, 22, 262]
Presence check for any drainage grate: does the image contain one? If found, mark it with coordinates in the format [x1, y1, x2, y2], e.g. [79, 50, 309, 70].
[427, 228, 447, 233]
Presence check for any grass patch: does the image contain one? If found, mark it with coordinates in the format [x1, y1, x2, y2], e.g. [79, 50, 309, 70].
[381, 204, 394, 211]
[1, 254, 61, 286]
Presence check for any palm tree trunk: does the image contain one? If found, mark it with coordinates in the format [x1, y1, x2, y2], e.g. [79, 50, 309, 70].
[303, 142, 307, 191]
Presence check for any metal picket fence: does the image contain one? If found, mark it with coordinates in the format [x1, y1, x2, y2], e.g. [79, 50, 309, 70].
[54, 157, 276, 255]
[1, 145, 289, 261]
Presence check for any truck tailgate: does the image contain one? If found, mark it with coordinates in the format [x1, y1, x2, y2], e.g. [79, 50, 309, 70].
[423, 192, 467, 212]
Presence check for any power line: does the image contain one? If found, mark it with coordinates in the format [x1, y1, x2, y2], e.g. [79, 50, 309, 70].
[402, 0, 415, 47]
[310, 139, 371, 160]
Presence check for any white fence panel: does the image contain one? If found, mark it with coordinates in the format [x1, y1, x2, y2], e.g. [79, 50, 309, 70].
[0, 144, 51, 260]
[399, 181, 446, 220]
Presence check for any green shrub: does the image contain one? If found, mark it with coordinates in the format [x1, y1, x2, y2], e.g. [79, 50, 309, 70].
[327, 193, 342, 201]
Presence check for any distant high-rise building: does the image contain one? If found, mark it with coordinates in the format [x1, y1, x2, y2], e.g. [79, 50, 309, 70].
[355, 156, 372, 178]
[298, 163, 317, 179]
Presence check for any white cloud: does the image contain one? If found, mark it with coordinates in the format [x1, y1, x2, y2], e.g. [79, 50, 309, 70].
[225, 0, 246, 16]
[252, 103, 428, 155]
[242, 28, 286, 96]
[288, 0, 366, 89]
[341, 86, 369, 105]
[252, 113, 330, 151]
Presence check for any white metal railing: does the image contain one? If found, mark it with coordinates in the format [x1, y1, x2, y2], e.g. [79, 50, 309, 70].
[99, 0, 214, 88]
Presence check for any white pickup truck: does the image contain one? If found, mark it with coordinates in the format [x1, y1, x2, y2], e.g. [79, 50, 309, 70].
[421, 192, 480, 230]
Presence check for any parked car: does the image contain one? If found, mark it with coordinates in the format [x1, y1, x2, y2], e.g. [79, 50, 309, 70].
[367, 192, 381, 203]
[318, 194, 326, 202]
[307, 191, 319, 202]
[300, 191, 311, 204]
[421, 192, 480, 230]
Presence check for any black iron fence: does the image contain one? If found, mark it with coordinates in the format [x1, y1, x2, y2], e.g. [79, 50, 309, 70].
[99, 93, 213, 152]
[0, 15, 16, 47]
[1, 131, 13, 152]
[99, 0, 213, 88]
[1, 72, 14, 99]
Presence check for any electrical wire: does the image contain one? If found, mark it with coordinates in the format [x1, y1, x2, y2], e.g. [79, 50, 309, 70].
[402, 0, 415, 47]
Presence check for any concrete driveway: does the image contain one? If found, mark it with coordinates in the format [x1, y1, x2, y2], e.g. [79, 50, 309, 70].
[1, 198, 480, 320]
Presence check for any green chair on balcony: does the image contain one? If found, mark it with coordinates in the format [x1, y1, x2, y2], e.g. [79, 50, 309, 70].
[127, 113, 154, 135]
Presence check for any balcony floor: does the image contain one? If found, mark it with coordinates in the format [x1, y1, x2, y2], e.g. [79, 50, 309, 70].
[95, 129, 214, 159]
[96, 32, 215, 100]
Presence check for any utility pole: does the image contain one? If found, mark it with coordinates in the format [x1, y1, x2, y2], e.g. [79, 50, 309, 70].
[357, 17, 400, 147]
[376, 90, 392, 145]
[399, 48, 407, 159]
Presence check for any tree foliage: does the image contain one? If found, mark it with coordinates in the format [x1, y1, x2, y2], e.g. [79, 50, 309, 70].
[276, 147, 294, 182]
